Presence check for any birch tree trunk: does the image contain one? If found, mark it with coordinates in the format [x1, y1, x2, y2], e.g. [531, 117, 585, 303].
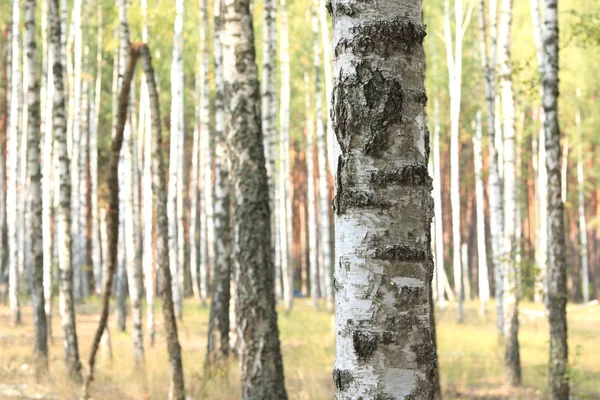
[8, 0, 21, 325]
[91, 4, 102, 296]
[221, 0, 288, 394]
[473, 111, 490, 315]
[498, 0, 521, 386]
[190, 71, 201, 301]
[575, 91, 589, 303]
[49, 0, 82, 381]
[0, 25, 7, 314]
[543, 1, 569, 397]
[479, 0, 504, 333]
[25, 0, 49, 375]
[169, 0, 184, 318]
[313, 6, 334, 311]
[305, 69, 318, 309]
[206, 0, 232, 367]
[261, 0, 277, 295]
[318, 0, 336, 172]
[331, 1, 436, 397]
[279, 0, 294, 312]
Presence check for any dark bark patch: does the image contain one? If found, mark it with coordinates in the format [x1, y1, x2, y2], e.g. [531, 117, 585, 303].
[334, 190, 392, 215]
[373, 244, 425, 262]
[394, 285, 427, 308]
[334, 17, 426, 58]
[411, 339, 435, 367]
[370, 164, 431, 188]
[333, 63, 403, 158]
[352, 330, 378, 361]
[333, 368, 354, 392]
[405, 374, 435, 400]
[332, 2, 356, 16]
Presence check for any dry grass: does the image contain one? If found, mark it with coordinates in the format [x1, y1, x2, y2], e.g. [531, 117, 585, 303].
[0, 298, 598, 399]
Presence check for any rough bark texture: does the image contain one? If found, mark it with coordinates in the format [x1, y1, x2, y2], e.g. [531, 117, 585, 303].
[498, 0, 521, 386]
[49, 0, 82, 382]
[206, 0, 231, 368]
[221, 0, 288, 395]
[26, 0, 49, 376]
[8, 0, 21, 326]
[82, 33, 139, 398]
[140, 43, 186, 400]
[331, 1, 436, 398]
[542, 0, 569, 398]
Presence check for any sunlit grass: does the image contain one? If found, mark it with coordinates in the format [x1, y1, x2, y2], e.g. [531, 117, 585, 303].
[0, 298, 598, 399]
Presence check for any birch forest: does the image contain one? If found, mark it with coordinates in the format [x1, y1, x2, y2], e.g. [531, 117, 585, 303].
[0, 0, 598, 398]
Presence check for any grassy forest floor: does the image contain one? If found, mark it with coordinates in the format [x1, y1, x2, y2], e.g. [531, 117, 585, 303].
[0, 298, 598, 399]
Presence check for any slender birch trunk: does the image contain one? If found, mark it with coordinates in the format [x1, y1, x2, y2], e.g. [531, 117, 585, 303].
[498, 0, 521, 385]
[305, 70, 318, 309]
[331, 2, 435, 397]
[474, 111, 490, 315]
[222, 0, 288, 393]
[8, 0, 21, 325]
[26, 0, 49, 375]
[479, 0, 504, 333]
[199, 0, 213, 303]
[206, 0, 231, 366]
[318, 0, 336, 172]
[575, 90, 589, 303]
[79, 58, 89, 300]
[91, 4, 102, 296]
[19, 32, 30, 297]
[313, 6, 333, 311]
[530, 0, 548, 306]
[169, 0, 184, 318]
[261, 0, 277, 298]
[561, 138, 568, 204]
[0, 25, 7, 311]
[190, 70, 201, 301]
[279, 0, 294, 312]
[543, 1, 569, 397]
[49, 0, 83, 381]
[139, 43, 186, 400]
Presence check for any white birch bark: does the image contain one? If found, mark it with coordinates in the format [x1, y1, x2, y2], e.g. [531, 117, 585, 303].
[498, 0, 521, 385]
[19, 33, 30, 296]
[169, 0, 184, 318]
[91, 6, 102, 295]
[561, 137, 568, 204]
[79, 58, 89, 299]
[8, 0, 21, 325]
[279, 0, 294, 312]
[313, 5, 334, 311]
[331, 1, 436, 397]
[473, 111, 490, 315]
[190, 71, 201, 301]
[305, 70, 318, 308]
[575, 90, 589, 303]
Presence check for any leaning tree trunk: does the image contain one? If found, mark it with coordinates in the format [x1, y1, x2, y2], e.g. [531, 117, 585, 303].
[8, 0, 21, 326]
[25, 0, 49, 376]
[279, 0, 294, 313]
[331, 1, 436, 397]
[498, 0, 521, 386]
[49, 0, 83, 382]
[206, 0, 232, 367]
[543, 1, 569, 398]
[221, 0, 288, 394]
[575, 91, 589, 303]
[313, 4, 333, 311]
[474, 111, 490, 315]
[168, 0, 184, 319]
[140, 43, 187, 400]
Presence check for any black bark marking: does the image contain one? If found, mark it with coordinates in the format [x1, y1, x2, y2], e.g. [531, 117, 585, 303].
[352, 330, 378, 361]
[334, 190, 393, 215]
[370, 164, 431, 188]
[411, 339, 435, 367]
[373, 244, 426, 262]
[333, 63, 403, 158]
[335, 17, 426, 58]
[332, 2, 356, 16]
[333, 368, 354, 392]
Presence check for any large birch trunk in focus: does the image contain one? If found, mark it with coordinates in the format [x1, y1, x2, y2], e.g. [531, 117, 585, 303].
[8, 0, 21, 326]
[542, 1, 569, 398]
[313, 5, 333, 311]
[206, 0, 231, 366]
[221, 0, 288, 394]
[331, 1, 436, 397]
[169, 0, 185, 319]
[49, 0, 83, 381]
[498, 0, 521, 385]
[25, 0, 49, 375]
[279, 0, 293, 312]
